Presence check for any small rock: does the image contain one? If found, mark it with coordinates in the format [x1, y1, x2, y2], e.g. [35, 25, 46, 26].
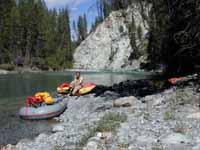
[143, 95, 154, 102]
[187, 112, 200, 119]
[136, 135, 156, 143]
[97, 132, 102, 138]
[152, 97, 163, 107]
[103, 91, 119, 98]
[52, 125, 65, 133]
[101, 132, 112, 139]
[193, 144, 200, 150]
[31, 66, 40, 71]
[1, 144, 14, 150]
[162, 133, 192, 144]
[95, 103, 113, 111]
[83, 141, 98, 150]
[113, 96, 137, 107]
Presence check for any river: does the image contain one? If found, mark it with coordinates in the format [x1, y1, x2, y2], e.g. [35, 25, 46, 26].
[0, 71, 151, 145]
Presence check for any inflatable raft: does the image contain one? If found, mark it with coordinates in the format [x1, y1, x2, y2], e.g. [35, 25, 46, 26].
[57, 82, 96, 95]
[19, 98, 67, 120]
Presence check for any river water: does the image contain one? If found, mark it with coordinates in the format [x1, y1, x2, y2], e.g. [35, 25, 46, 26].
[0, 71, 150, 145]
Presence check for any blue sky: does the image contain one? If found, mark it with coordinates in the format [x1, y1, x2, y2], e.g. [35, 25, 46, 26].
[44, 0, 98, 33]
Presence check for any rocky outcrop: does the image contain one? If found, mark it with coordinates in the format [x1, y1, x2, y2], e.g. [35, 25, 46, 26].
[74, 2, 151, 70]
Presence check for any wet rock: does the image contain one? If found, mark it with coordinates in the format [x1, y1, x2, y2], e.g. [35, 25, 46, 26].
[102, 91, 120, 99]
[52, 125, 65, 133]
[113, 96, 137, 107]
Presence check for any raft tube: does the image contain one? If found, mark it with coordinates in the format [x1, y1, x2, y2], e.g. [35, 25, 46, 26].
[57, 82, 96, 95]
[19, 98, 67, 120]
[57, 82, 71, 94]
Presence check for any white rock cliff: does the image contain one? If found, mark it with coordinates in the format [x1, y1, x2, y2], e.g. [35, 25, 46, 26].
[74, 3, 151, 70]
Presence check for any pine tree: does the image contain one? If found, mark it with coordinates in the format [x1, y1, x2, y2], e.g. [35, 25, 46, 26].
[0, 0, 73, 69]
[0, 0, 15, 63]
[83, 13, 88, 38]
[77, 15, 85, 43]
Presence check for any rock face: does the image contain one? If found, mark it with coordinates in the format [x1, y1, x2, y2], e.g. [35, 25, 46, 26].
[74, 2, 150, 70]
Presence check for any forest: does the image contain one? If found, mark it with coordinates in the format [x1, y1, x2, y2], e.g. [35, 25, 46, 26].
[1, 0, 200, 76]
[0, 0, 88, 70]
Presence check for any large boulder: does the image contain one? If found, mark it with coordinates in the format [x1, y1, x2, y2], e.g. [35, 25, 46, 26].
[74, 2, 151, 70]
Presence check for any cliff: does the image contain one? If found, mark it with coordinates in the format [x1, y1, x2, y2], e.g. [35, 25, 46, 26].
[73, 2, 151, 70]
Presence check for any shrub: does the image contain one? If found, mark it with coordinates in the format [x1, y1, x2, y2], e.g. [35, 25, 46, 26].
[77, 112, 127, 148]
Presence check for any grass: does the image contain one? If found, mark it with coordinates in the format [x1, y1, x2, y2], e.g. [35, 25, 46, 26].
[118, 143, 129, 149]
[77, 112, 127, 149]
[143, 112, 151, 121]
[54, 145, 63, 150]
[164, 111, 174, 120]
[152, 143, 164, 150]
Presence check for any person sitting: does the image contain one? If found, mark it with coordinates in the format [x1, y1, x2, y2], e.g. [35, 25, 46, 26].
[70, 72, 83, 95]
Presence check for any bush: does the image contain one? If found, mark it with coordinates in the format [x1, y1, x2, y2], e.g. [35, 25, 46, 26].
[31, 57, 49, 71]
[47, 56, 60, 70]
[77, 112, 127, 148]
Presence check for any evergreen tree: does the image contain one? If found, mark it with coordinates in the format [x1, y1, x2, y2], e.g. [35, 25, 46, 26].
[0, 0, 15, 63]
[0, 0, 73, 69]
[77, 15, 85, 43]
[83, 13, 88, 38]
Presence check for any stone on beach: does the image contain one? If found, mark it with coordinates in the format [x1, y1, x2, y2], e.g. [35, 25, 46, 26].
[113, 96, 137, 107]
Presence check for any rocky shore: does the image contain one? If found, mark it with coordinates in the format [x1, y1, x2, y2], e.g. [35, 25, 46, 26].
[2, 78, 200, 150]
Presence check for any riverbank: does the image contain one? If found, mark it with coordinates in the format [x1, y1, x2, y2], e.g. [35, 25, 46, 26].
[0, 67, 42, 75]
[0, 65, 156, 75]
[2, 76, 200, 150]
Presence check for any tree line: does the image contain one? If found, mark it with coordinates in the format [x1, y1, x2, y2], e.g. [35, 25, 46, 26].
[0, 0, 89, 70]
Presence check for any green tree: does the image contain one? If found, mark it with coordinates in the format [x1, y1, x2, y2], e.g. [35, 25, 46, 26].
[0, 0, 15, 63]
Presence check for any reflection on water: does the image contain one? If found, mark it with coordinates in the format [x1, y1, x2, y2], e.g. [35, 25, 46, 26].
[0, 71, 151, 145]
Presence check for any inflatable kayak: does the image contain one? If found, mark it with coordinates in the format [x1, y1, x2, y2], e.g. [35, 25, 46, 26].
[19, 98, 67, 120]
[57, 82, 71, 94]
[57, 82, 96, 95]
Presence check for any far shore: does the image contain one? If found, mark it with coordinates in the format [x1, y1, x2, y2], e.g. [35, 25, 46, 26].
[0, 67, 155, 75]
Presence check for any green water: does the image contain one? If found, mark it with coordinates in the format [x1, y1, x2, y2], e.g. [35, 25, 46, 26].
[0, 71, 150, 111]
[0, 71, 150, 145]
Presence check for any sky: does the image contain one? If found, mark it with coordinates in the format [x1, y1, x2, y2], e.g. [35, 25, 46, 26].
[44, 0, 98, 34]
